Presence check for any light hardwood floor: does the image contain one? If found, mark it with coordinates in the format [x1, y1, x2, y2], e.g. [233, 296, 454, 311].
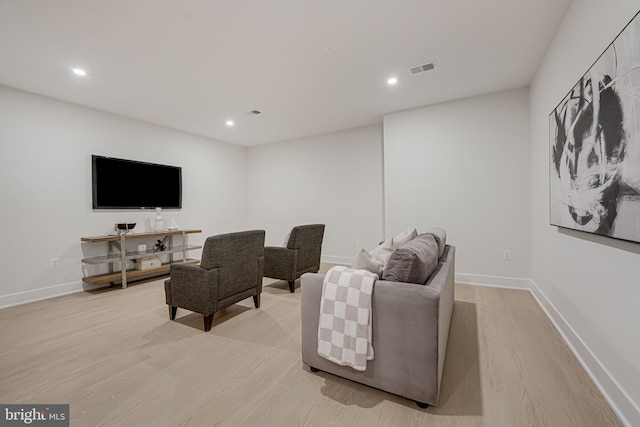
[0, 271, 622, 426]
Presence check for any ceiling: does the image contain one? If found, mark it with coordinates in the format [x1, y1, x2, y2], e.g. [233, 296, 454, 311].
[0, 0, 572, 147]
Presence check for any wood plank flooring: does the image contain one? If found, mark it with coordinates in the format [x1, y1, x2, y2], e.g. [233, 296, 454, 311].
[0, 272, 622, 426]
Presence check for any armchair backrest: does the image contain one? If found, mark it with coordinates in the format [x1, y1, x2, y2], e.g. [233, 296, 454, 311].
[200, 230, 265, 299]
[286, 224, 325, 273]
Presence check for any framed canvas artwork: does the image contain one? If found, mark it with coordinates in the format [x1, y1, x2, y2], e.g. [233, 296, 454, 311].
[550, 10, 640, 243]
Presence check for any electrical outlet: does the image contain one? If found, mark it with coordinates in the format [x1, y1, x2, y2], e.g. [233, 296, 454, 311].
[502, 250, 512, 261]
[50, 258, 60, 268]
[353, 239, 359, 247]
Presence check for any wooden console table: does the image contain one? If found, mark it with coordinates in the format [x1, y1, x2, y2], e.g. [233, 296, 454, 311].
[81, 229, 202, 288]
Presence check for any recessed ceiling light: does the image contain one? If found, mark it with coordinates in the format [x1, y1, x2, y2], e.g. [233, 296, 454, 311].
[72, 68, 87, 76]
[226, 120, 234, 126]
[387, 77, 398, 85]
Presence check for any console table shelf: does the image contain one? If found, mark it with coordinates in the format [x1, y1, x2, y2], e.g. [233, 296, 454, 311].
[81, 245, 203, 264]
[82, 259, 200, 285]
[81, 229, 202, 288]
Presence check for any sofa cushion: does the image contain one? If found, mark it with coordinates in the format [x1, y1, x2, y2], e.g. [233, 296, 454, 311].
[382, 233, 439, 284]
[392, 228, 418, 250]
[350, 248, 384, 276]
[426, 227, 446, 257]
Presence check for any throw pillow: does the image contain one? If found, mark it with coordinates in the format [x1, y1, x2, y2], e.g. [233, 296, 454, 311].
[382, 233, 439, 284]
[392, 228, 418, 250]
[350, 248, 384, 276]
[369, 237, 393, 265]
[426, 227, 446, 257]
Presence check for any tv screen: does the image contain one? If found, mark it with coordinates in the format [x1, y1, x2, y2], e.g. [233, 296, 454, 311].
[92, 155, 182, 209]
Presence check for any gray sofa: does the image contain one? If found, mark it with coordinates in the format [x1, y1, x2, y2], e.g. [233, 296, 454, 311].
[300, 240, 455, 408]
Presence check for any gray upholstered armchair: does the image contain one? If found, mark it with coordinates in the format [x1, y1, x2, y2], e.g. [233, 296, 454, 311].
[264, 224, 325, 293]
[164, 230, 265, 331]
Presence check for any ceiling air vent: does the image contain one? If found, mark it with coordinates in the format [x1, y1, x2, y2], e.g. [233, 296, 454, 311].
[246, 110, 262, 116]
[409, 62, 435, 75]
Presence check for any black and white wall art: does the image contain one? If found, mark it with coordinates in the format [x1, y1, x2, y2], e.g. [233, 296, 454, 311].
[550, 10, 640, 243]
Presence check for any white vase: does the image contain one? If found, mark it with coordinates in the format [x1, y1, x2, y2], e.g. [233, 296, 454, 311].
[154, 207, 164, 232]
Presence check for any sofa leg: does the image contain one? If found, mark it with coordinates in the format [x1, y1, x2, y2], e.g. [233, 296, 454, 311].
[288, 280, 295, 293]
[169, 306, 177, 320]
[203, 314, 214, 332]
[310, 366, 320, 373]
[416, 401, 429, 409]
[253, 294, 260, 308]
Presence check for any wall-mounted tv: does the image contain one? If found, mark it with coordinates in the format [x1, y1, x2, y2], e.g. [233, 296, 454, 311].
[92, 155, 182, 209]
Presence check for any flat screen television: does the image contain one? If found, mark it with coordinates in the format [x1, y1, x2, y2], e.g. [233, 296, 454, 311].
[92, 155, 182, 209]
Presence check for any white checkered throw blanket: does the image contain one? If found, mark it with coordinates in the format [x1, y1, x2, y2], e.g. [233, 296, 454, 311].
[317, 266, 378, 371]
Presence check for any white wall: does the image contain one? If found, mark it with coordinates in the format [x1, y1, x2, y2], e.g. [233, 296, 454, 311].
[247, 125, 383, 264]
[530, 2, 640, 425]
[0, 85, 247, 306]
[383, 89, 531, 286]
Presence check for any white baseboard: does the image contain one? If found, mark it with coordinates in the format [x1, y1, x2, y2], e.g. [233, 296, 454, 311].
[458, 273, 638, 426]
[456, 272, 533, 290]
[0, 281, 86, 309]
[529, 280, 639, 427]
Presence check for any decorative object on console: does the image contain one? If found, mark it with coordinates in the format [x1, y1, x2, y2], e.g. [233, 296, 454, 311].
[135, 256, 161, 271]
[153, 240, 167, 252]
[154, 207, 164, 232]
[115, 223, 136, 234]
[167, 218, 178, 231]
[550, 10, 640, 243]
